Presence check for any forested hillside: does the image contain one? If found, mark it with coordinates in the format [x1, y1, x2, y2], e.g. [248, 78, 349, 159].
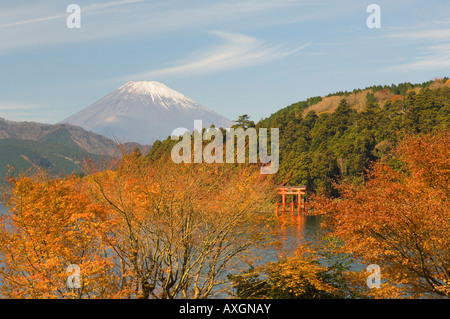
[0, 138, 112, 179]
[260, 79, 450, 194]
[147, 79, 450, 195]
[0, 118, 119, 156]
[0, 119, 120, 178]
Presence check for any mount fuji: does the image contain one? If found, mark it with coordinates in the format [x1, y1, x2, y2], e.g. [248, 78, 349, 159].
[60, 81, 233, 144]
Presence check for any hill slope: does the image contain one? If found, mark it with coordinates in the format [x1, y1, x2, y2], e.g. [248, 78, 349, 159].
[0, 118, 119, 156]
[0, 138, 107, 177]
[0, 118, 120, 178]
[258, 79, 450, 193]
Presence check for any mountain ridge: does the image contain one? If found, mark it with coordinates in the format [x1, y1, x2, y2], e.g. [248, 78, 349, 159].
[0, 117, 138, 179]
[0, 117, 119, 157]
[261, 77, 450, 126]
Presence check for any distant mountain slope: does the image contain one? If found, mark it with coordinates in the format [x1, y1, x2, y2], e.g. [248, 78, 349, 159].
[0, 118, 119, 157]
[0, 138, 109, 178]
[0, 118, 124, 178]
[60, 81, 233, 144]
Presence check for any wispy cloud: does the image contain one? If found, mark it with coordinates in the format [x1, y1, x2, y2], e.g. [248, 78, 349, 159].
[83, 0, 145, 12]
[0, 0, 145, 28]
[0, 14, 64, 28]
[382, 22, 450, 70]
[0, 0, 305, 54]
[387, 28, 450, 40]
[389, 43, 450, 70]
[125, 31, 310, 79]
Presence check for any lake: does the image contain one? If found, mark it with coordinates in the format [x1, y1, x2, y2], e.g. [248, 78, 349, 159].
[254, 213, 325, 263]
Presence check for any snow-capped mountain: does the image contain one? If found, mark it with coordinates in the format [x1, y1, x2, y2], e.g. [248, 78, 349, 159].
[60, 81, 233, 144]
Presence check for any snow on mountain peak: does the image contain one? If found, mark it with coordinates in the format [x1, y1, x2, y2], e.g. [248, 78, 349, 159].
[118, 81, 189, 101]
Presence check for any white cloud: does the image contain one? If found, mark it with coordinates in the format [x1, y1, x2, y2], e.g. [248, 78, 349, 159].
[83, 0, 145, 12]
[383, 25, 450, 70]
[0, 0, 145, 28]
[0, 0, 303, 54]
[390, 43, 450, 70]
[387, 28, 450, 40]
[0, 14, 64, 28]
[125, 31, 310, 79]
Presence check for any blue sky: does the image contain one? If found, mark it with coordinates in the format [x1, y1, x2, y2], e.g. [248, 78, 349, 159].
[1, 0, 449, 124]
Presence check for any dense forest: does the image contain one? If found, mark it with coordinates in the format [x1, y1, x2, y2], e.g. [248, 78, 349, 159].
[147, 78, 450, 195]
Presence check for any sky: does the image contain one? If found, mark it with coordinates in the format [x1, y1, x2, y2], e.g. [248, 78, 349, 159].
[1, 0, 450, 124]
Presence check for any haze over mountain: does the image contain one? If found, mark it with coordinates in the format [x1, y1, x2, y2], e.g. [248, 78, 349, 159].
[60, 81, 233, 144]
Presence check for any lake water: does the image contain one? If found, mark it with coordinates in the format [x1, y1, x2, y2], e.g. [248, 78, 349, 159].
[248, 213, 327, 269]
[274, 213, 324, 248]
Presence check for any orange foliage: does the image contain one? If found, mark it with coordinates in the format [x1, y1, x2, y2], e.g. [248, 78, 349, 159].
[262, 244, 339, 298]
[312, 130, 450, 298]
[0, 173, 127, 298]
[0, 150, 274, 299]
[84, 154, 274, 299]
[391, 94, 403, 103]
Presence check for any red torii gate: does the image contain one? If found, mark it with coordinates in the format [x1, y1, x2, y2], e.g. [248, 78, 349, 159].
[275, 186, 307, 215]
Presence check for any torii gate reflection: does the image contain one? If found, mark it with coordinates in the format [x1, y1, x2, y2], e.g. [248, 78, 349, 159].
[275, 186, 308, 215]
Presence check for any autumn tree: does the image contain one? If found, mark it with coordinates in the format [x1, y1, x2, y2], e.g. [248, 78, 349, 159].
[0, 150, 275, 299]
[0, 170, 127, 299]
[230, 242, 347, 299]
[84, 152, 274, 299]
[312, 130, 450, 298]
